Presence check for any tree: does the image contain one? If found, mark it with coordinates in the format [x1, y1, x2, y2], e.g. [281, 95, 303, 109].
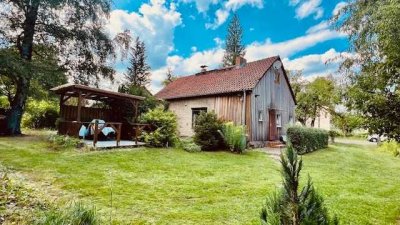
[332, 112, 364, 136]
[0, 0, 115, 135]
[334, 0, 400, 141]
[260, 146, 338, 225]
[222, 14, 246, 67]
[287, 70, 306, 98]
[123, 37, 151, 87]
[295, 77, 335, 127]
[162, 67, 176, 86]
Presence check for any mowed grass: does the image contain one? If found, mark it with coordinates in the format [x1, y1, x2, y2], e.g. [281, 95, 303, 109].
[0, 133, 399, 224]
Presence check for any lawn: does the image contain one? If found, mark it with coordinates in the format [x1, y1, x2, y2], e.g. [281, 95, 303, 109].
[0, 132, 399, 224]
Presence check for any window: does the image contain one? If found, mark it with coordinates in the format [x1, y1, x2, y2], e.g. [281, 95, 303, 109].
[258, 110, 263, 122]
[192, 107, 207, 128]
[274, 70, 280, 84]
[289, 115, 294, 124]
[276, 113, 282, 127]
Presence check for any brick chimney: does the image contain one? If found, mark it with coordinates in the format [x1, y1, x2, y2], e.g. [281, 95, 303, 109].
[235, 56, 247, 67]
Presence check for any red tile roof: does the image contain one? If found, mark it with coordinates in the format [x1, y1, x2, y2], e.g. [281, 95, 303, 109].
[156, 56, 281, 100]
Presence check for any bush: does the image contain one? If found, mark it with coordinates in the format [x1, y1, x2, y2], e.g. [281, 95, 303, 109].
[193, 111, 224, 151]
[48, 134, 82, 150]
[260, 146, 338, 225]
[287, 126, 329, 154]
[220, 122, 246, 153]
[141, 107, 178, 147]
[180, 138, 201, 153]
[329, 130, 340, 143]
[22, 99, 59, 129]
[378, 141, 400, 157]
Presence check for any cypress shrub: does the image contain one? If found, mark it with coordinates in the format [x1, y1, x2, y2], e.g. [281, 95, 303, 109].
[287, 126, 329, 154]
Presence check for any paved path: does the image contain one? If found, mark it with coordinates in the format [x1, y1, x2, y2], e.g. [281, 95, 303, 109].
[255, 147, 283, 161]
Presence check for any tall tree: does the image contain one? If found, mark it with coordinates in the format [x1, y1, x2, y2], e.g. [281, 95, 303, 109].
[222, 14, 246, 67]
[295, 77, 335, 127]
[123, 37, 151, 87]
[334, 0, 400, 141]
[0, 0, 115, 135]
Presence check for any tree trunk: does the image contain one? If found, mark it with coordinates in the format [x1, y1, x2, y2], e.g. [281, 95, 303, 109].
[6, 1, 38, 135]
[6, 78, 30, 135]
[310, 118, 315, 127]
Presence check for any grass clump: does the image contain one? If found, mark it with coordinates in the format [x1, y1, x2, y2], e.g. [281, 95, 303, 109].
[180, 139, 201, 153]
[47, 134, 82, 150]
[220, 122, 246, 153]
[37, 202, 99, 225]
[378, 140, 400, 157]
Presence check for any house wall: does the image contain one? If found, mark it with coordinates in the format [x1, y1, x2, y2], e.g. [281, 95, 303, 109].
[250, 66, 296, 142]
[168, 94, 251, 137]
[306, 109, 332, 130]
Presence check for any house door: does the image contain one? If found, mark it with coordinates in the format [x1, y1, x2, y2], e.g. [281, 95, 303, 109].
[268, 109, 277, 141]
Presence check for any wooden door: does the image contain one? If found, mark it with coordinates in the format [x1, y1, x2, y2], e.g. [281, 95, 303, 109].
[268, 109, 277, 141]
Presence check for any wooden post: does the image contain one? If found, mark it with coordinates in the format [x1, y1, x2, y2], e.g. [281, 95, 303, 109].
[77, 91, 82, 122]
[116, 123, 121, 147]
[93, 120, 98, 148]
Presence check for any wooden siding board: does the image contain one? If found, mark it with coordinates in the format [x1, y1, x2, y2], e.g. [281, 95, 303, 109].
[250, 67, 295, 142]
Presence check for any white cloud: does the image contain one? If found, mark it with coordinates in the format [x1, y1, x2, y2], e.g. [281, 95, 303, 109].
[205, 9, 229, 29]
[179, 0, 219, 13]
[246, 28, 345, 61]
[204, 0, 263, 29]
[306, 20, 329, 34]
[332, 1, 348, 16]
[291, 0, 324, 20]
[106, 0, 182, 69]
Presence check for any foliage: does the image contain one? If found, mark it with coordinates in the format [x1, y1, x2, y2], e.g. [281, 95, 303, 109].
[295, 77, 336, 126]
[0, 0, 116, 135]
[287, 70, 307, 98]
[378, 141, 400, 157]
[118, 85, 159, 116]
[328, 130, 340, 143]
[38, 203, 99, 225]
[141, 107, 178, 147]
[47, 134, 82, 150]
[162, 67, 177, 86]
[123, 36, 151, 87]
[287, 126, 329, 154]
[334, 0, 400, 141]
[220, 122, 246, 153]
[331, 112, 364, 136]
[0, 96, 9, 109]
[222, 13, 246, 67]
[193, 111, 224, 151]
[180, 138, 202, 153]
[261, 146, 338, 225]
[21, 99, 59, 129]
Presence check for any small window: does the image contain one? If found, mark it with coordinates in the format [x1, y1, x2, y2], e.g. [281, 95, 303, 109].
[276, 113, 282, 127]
[274, 70, 280, 84]
[289, 115, 294, 124]
[192, 107, 207, 128]
[258, 110, 263, 122]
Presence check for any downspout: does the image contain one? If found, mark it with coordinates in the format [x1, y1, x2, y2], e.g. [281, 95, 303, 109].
[242, 90, 246, 125]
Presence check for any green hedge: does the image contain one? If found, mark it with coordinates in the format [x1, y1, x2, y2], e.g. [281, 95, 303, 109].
[287, 126, 329, 154]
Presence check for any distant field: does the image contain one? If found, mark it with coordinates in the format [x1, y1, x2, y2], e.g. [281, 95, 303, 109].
[0, 132, 399, 224]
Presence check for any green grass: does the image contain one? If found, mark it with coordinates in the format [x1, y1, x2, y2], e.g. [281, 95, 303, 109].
[0, 133, 399, 224]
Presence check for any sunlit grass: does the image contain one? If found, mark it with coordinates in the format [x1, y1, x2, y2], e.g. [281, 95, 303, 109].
[0, 132, 399, 224]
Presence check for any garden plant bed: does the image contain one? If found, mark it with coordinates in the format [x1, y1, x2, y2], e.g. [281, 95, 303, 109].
[0, 131, 399, 224]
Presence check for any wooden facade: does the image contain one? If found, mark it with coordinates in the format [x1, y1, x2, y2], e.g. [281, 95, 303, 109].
[165, 59, 296, 144]
[51, 84, 146, 147]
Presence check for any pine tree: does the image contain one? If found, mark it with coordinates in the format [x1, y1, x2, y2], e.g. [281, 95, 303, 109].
[260, 146, 338, 225]
[124, 37, 151, 87]
[222, 14, 246, 67]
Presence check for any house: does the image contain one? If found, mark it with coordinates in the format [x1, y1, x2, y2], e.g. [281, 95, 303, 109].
[306, 108, 332, 130]
[155, 56, 296, 146]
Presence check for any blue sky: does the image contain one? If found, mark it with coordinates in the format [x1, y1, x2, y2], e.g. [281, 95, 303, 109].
[105, 0, 350, 92]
